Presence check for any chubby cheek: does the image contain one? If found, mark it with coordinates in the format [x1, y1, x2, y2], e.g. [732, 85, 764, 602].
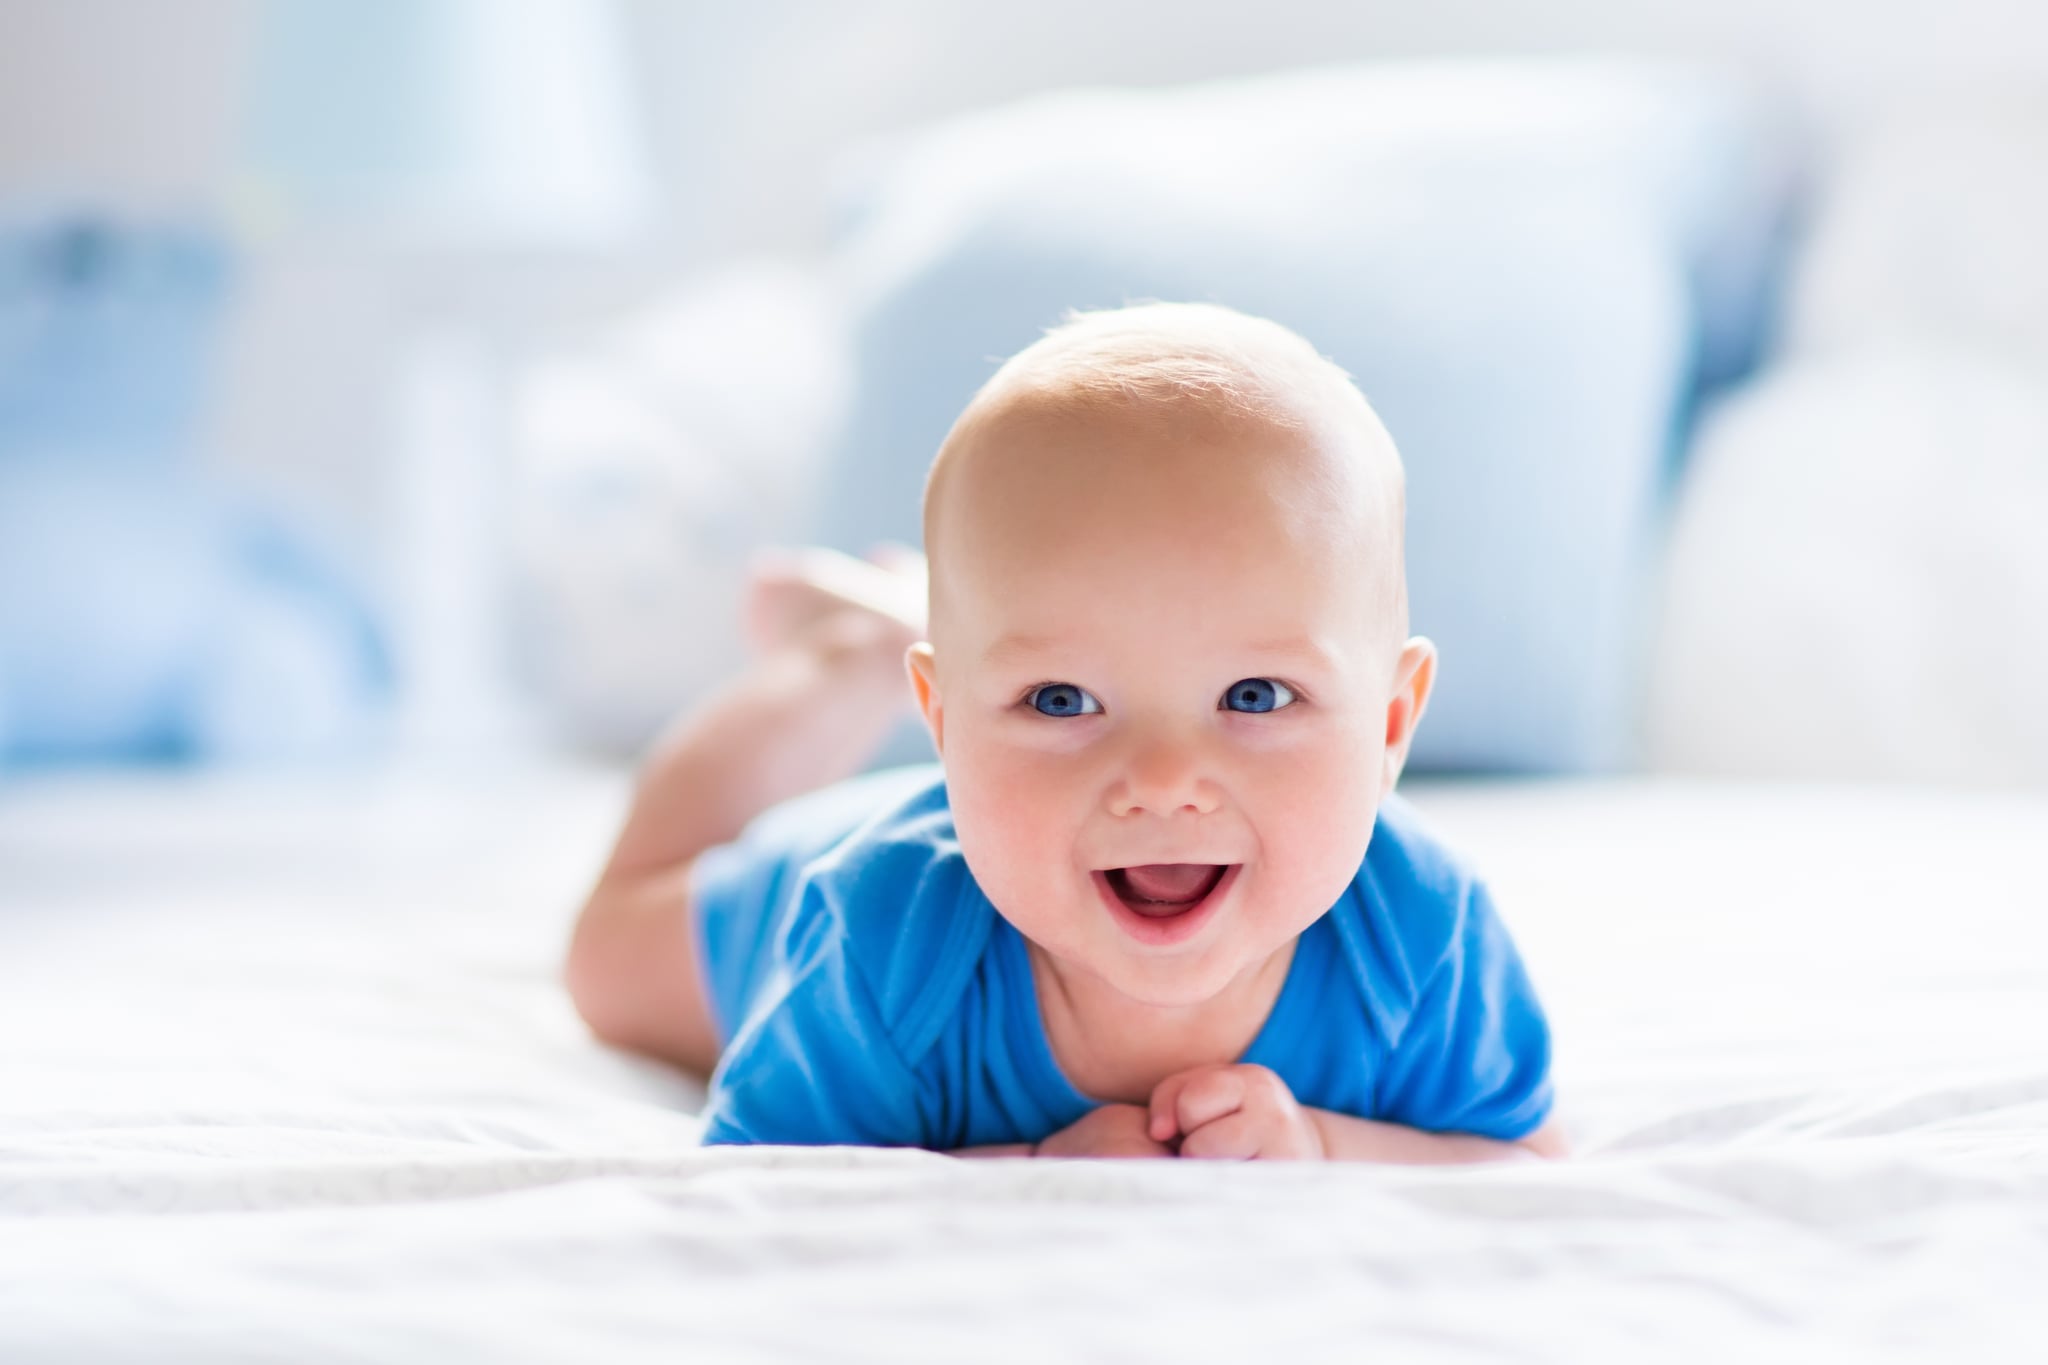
[1243, 735, 1382, 927]
[941, 732, 1082, 934]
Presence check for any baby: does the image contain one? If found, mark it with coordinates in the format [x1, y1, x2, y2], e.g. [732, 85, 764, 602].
[566, 302, 1562, 1161]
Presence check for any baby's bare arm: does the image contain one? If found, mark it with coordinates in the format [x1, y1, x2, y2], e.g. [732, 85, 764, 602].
[946, 1104, 1174, 1159]
[1306, 1109, 1569, 1164]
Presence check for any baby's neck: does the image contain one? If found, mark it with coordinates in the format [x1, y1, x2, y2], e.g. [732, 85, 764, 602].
[1025, 937, 1297, 1106]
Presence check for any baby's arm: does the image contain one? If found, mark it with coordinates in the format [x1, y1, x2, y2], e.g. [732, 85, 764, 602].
[1147, 1063, 1566, 1163]
[1306, 1109, 1568, 1163]
[948, 1104, 1176, 1159]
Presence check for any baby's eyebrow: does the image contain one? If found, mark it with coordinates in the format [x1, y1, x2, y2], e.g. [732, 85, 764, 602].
[983, 633, 1063, 665]
[1226, 636, 1343, 672]
[983, 632, 1337, 669]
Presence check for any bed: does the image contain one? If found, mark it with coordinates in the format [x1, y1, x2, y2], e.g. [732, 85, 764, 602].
[3, 766, 2042, 1360]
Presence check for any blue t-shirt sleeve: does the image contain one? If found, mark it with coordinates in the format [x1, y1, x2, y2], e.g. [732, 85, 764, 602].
[1372, 878, 1554, 1142]
[689, 765, 944, 1047]
[698, 878, 934, 1147]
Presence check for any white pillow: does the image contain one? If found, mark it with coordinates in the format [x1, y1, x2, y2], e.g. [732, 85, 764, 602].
[1645, 341, 2048, 786]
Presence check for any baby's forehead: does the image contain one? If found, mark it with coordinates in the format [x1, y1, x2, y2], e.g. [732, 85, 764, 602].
[943, 305, 1393, 482]
[933, 378, 1390, 545]
[938, 402, 1399, 615]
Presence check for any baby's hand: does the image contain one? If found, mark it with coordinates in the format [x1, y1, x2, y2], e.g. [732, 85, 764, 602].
[1147, 1064, 1326, 1161]
[1034, 1103, 1177, 1159]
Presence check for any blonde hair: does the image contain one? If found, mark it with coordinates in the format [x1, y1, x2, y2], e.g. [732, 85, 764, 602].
[981, 301, 1371, 427]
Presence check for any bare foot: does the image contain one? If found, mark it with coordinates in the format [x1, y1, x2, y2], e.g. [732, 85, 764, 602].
[738, 554, 931, 782]
[743, 542, 928, 661]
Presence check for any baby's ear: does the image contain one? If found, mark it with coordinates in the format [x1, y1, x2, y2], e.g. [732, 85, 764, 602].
[906, 642, 945, 752]
[1381, 637, 1437, 796]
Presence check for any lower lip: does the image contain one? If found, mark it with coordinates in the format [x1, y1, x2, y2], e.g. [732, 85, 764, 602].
[1092, 864, 1240, 948]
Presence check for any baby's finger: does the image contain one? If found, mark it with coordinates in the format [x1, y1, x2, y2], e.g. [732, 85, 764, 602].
[1147, 1074, 1189, 1142]
[1169, 1068, 1247, 1140]
[1178, 1110, 1263, 1161]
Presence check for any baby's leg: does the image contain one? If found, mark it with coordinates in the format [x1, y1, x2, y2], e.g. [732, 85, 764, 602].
[743, 541, 927, 661]
[565, 544, 927, 1078]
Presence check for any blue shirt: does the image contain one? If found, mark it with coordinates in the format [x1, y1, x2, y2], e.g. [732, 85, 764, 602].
[690, 764, 1554, 1149]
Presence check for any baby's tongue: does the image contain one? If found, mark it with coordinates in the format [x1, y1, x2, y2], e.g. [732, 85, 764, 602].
[1119, 863, 1216, 904]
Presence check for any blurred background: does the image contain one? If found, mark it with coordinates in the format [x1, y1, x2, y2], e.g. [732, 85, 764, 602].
[3, 0, 2045, 786]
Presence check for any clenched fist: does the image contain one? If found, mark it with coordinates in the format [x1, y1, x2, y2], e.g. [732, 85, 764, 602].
[1147, 1063, 1326, 1160]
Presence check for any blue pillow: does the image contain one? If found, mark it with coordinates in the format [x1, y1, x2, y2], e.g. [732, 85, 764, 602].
[0, 470, 391, 766]
[0, 212, 392, 767]
[810, 60, 1801, 773]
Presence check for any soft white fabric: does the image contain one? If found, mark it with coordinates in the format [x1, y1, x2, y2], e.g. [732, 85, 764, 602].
[2, 769, 2045, 1360]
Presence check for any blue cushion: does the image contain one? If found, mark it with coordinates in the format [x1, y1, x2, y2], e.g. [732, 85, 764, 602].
[0, 470, 391, 766]
[810, 60, 1801, 773]
[0, 214, 227, 469]
[0, 212, 390, 767]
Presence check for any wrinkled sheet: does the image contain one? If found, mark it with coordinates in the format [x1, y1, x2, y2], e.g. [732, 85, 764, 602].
[1, 768, 2043, 1362]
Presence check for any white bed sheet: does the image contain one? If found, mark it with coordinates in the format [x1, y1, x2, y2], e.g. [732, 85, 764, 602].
[1, 767, 2043, 1362]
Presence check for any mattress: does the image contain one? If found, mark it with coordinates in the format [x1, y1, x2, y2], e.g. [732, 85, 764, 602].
[2, 766, 2043, 1361]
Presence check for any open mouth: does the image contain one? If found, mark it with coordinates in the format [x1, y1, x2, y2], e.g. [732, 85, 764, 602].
[1094, 863, 1239, 947]
[1104, 863, 1231, 918]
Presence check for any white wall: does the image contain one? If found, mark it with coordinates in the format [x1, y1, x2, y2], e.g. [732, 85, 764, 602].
[0, 0, 253, 200]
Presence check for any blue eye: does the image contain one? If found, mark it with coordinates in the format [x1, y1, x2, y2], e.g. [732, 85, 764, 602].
[1028, 683, 1102, 717]
[1221, 678, 1296, 713]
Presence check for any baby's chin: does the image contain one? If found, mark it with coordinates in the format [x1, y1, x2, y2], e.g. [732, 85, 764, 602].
[1068, 903, 1306, 1008]
[1087, 940, 1290, 1012]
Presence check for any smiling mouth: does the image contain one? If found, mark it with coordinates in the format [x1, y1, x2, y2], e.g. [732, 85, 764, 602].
[1104, 864, 1232, 918]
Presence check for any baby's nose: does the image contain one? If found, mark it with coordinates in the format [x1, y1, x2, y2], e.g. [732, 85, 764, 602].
[1107, 733, 1222, 818]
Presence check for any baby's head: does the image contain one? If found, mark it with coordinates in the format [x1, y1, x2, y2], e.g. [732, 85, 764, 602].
[906, 302, 1435, 1010]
